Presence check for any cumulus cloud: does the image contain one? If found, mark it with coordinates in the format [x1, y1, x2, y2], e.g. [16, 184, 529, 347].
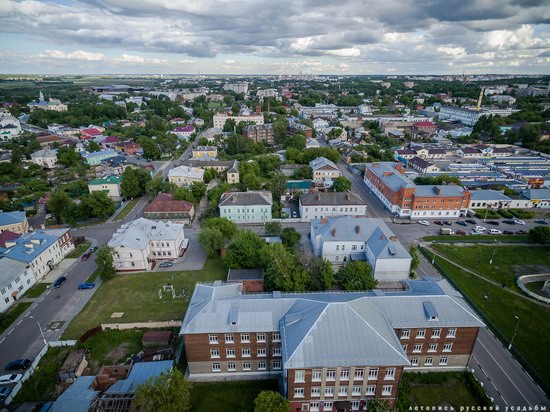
[180, 59, 196, 64]
[38, 49, 106, 61]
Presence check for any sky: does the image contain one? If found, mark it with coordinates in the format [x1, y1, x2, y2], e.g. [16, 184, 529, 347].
[0, 0, 549, 75]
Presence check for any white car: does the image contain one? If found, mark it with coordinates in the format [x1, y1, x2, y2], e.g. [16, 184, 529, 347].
[489, 229, 502, 235]
[418, 220, 430, 226]
[474, 226, 487, 232]
[514, 219, 525, 225]
[0, 373, 23, 385]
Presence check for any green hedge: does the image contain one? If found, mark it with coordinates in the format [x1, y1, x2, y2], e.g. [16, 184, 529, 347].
[498, 209, 514, 218]
[474, 209, 500, 220]
[509, 209, 536, 219]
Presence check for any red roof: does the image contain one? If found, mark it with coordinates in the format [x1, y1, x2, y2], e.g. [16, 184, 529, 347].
[0, 230, 20, 248]
[81, 128, 101, 136]
[104, 136, 121, 144]
[144, 193, 193, 213]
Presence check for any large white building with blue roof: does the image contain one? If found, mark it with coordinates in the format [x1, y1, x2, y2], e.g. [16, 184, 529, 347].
[310, 217, 412, 282]
[0, 211, 29, 234]
[180, 280, 484, 410]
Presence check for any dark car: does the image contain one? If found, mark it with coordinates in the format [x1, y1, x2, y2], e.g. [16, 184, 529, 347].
[503, 219, 516, 225]
[78, 282, 95, 290]
[465, 219, 477, 224]
[53, 276, 67, 289]
[5, 359, 31, 372]
[159, 262, 173, 268]
[486, 220, 500, 226]
[81, 252, 91, 261]
[456, 230, 466, 236]
[433, 221, 444, 226]
[456, 221, 468, 226]
[535, 220, 548, 225]
[443, 221, 452, 226]
[515, 230, 528, 235]
[0, 386, 12, 401]
[503, 230, 514, 235]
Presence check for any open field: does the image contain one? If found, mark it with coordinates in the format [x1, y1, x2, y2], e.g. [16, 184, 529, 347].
[63, 258, 227, 339]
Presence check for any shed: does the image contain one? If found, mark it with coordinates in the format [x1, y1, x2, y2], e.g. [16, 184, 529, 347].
[58, 349, 88, 382]
[142, 330, 173, 347]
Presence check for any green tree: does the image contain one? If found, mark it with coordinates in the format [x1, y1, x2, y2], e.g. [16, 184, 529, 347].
[83, 191, 116, 218]
[336, 261, 377, 291]
[284, 134, 307, 150]
[57, 147, 82, 168]
[88, 141, 101, 152]
[202, 217, 237, 239]
[307, 257, 334, 290]
[281, 227, 301, 249]
[198, 227, 226, 258]
[96, 245, 116, 282]
[203, 168, 218, 183]
[223, 230, 266, 269]
[140, 137, 161, 160]
[254, 390, 289, 412]
[409, 244, 420, 277]
[48, 190, 72, 224]
[366, 398, 392, 412]
[331, 176, 352, 192]
[528, 226, 550, 244]
[121, 168, 141, 198]
[189, 181, 207, 200]
[269, 172, 287, 203]
[146, 175, 170, 198]
[265, 221, 282, 236]
[132, 369, 191, 412]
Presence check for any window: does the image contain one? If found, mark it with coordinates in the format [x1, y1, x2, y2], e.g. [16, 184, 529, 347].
[228, 362, 236, 372]
[241, 333, 250, 342]
[273, 347, 281, 356]
[212, 363, 221, 372]
[258, 361, 266, 370]
[273, 332, 281, 342]
[340, 368, 350, 380]
[209, 334, 218, 344]
[311, 401, 320, 412]
[352, 245, 357, 251]
[354, 368, 364, 380]
[294, 388, 305, 398]
[413, 344, 422, 353]
[324, 401, 333, 411]
[439, 356, 448, 366]
[257, 333, 266, 342]
[242, 348, 251, 357]
[385, 368, 395, 380]
[425, 357, 433, 366]
[352, 400, 360, 411]
[273, 360, 281, 370]
[311, 387, 321, 397]
[382, 385, 392, 396]
[367, 368, 378, 380]
[312, 369, 322, 382]
[402, 344, 408, 352]
[428, 343, 437, 352]
[443, 343, 453, 352]
[447, 328, 457, 338]
[411, 357, 419, 366]
[295, 370, 305, 383]
[326, 369, 336, 381]
[416, 329, 426, 339]
[226, 348, 235, 358]
[210, 349, 220, 358]
[352, 386, 362, 396]
[432, 329, 441, 338]
[366, 385, 376, 396]
[338, 386, 348, 397]
[257, 348, 267, 357]
[401, 329, 410, 339]
[325, 387, 334, 397]
[243, 362, 251, 371]
[225, 333, 234, 343]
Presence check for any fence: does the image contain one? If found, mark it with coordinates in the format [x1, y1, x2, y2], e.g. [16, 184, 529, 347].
[516, 274, 550, 304]
[419, 246, 550, 396]
[101, 321, 182, 331]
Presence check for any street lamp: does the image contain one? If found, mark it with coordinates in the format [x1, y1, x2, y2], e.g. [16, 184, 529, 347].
[30, 316, 47, 346]
[508, 316, 520, 350]
[489, 239, 497, 265]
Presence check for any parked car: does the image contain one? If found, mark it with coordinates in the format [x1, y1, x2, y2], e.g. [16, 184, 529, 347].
[465, 219, 477, 224]
[456, 221, 468, 226]
[443, 221, 453, 226]
[53, 276, 67, 289]
[456, 230, 466, 236]
[440, 228, 454, 235]
[418, 221, 430, 226]
[159, 262, 173, 268]
[474, 226, 487, 232]
[78, 282, 95, 290]
[503, 230, 514, 235]
[516, 230, 528, 235]
[0, 374, 23, 386]
[535, 220, 548, 225]
[0, 387, 12, 400]
[470, 230, 485, 235]
[503, 219, 516, 225]
[90, 246, 98, 253]
[489, 229, 502, 235]
[433, 221, 444, 226]
[514, 219, 526, 225]
[4, 359, 31, 372]
[81, 252, 91, 261]
[486, 220, 500, 226]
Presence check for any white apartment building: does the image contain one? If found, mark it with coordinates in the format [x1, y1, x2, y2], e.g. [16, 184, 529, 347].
[168, 166, 205, 187]
[0, 114, 22, 140]
[223, 83, 249, 94]
[108, 218, 187, 272]
[31, 149, 58, 169]
[299, 192, 367, 221]
[213, 113, 264, 129]
[0, 258, 36, 313]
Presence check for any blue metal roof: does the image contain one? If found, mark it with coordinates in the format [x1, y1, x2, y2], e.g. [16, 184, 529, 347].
[2, 230, 59, 263]
[50, 376, 98, 412]
[0, 211, 26, 227]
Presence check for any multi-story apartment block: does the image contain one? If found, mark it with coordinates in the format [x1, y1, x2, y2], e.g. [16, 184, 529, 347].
[0, 211, 29, 235]
[192, 146, 218, 160]
[180, 280, 484, 410]
[219, 191, 272, 223]
[213, 113, 264, 129]
[0, 257, 37, 313]
[242, 124, 275, 144]
[299, 192, 367, 221]
[88, 175, 122, 200]
[168, 166, 205, 187]
[309, 157, 341, 183]
[288, 122, 313, 139]
[108, 218, 187, 271]
[363, 162, 471, 219]
[223, 82, 249, 94]
[30, 149, 58, 169]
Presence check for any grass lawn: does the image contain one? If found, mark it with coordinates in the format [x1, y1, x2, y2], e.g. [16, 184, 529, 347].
[424, 235, 529, 242]
[114, 197, 141, 221]
[526, 281, 546, 293]
[0, 302, 33, 334]
[22, 282, 50, 299]
[509, 208, 536, 219]
[432, 254, 550, 386]
[14, 347, 72, 403]
[63, 258, 227, 339]
[66, 240, 91, 259]
[409, 381, 480, 408]
[190, 380, 279, 412]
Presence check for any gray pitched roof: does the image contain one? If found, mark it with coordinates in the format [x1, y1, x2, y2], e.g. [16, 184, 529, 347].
[470, 190, 512, 202]
[365, 162, 415, 192]
[408, 156, 433, 169]
[300, 192, 366, 207]
[309, 156, 338, 172]
[219, 191, 273, 207]
[414, 185, 466, 197]
[522, 188, 550, 200]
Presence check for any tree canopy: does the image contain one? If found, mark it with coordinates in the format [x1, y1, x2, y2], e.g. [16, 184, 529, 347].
[132, 368, 191, 412]
[264, 244, 309, 292]
[223, 230, 266, 269]
[528, 226, 550, 244]
[254, 390, 289, 412]
[331, 176, 352, 192]
[96, 245, 116, 282]
[336, 261, 377, 291]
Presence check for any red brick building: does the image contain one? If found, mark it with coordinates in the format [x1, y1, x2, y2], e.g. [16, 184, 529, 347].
[411, 121, 437, 135]
[242, 123, 275, 144]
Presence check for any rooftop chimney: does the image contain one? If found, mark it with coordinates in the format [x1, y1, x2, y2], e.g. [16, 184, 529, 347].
[383, 171, 394, 177]
[317, 194, 321, 202]
[332, 227, 337, 237]
[390, 235, 398, 241]
[434, 186, 441, 194]
[346, 193, 351, 201]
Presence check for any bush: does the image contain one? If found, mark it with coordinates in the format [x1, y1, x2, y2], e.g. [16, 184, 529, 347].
[509, 209, 536, 219]
[474, 209, 500, 220]
[498, 209, 514, 218]
[464, 372, 493, 406]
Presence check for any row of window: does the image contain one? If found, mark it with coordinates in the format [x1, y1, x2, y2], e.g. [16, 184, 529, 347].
[209, 332, 280, 344]
[410, 356, 449, 366]
[304, 367, 389, 383]
[403, 342, 453, 353]
[335, 244, 363, 252]
[307, 400, 354, 412]
[304, 207, 362, 213]
[152, 250, 172, 256]
[400, 328, 456, 339]
[211, 347, 281, 358]
[211, 361, 280, 372]
[294, 384, 392, 399]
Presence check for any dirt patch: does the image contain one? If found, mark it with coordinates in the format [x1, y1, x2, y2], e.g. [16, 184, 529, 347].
[513, 265, 550, 277]
[106, 343, 130, 364]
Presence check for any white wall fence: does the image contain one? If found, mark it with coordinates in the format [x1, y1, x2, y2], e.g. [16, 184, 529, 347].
[4, 340, 78, 404]
[517, 274, 550, 304]
[101, 321, 182, 331]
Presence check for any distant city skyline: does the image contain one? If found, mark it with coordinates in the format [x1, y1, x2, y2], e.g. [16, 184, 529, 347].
[0, 0, 549, 75]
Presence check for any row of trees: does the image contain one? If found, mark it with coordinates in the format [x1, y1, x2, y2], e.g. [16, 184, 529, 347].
[48, 190, 116, 224]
